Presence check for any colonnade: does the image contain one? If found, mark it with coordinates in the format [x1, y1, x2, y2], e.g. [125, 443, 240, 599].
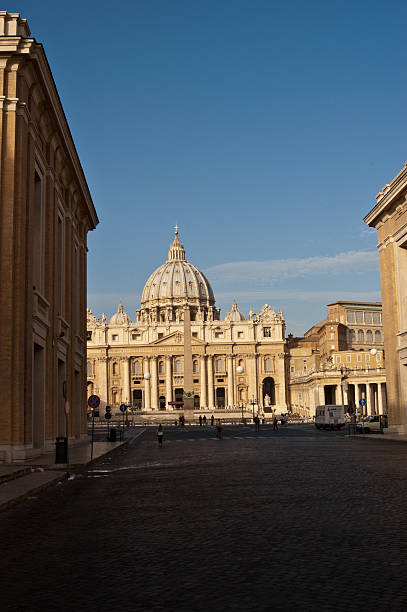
[94, 353, 285, 411]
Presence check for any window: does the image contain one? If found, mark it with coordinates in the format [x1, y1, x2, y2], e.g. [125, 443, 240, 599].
[336, 356, 341, 363]
[330, 333, 334, 339]
[237, 331, 243, 338]
[158, 333, 163, 339]
[216, 358, 223, 372]
[263, 328, 271, 338]
[264, 357, 271, 371]
[158, 361, 164, 374]
[112, 334, 118, 342]
[364, 312, 373, 324]
[192, 332, 198, 338]
[193, 360, 198, 373]
[132, 333, 141, 340]
[355, 311, 364, 323]
[357, 354, 362, 362]
[87, 361, 93, 376]
[346, 355, 351, 363]
[365, 354, 370, 362]
[377, 352, 381, 361]
[133, 361, 141, 375]
[175, 359, 182, 373]
[87, 331, 92, 341]
[372, 312, 381, 324]
[375, 330, 382, 343]
[347, 311, 355, 323]
[290, 366, 294, 372]
[112, 362, 118, 376]
[357, 330, 364, 342]
[349, 329, 356, 342]
[214, 332, 223, 339]
[366, 330, 373, 343]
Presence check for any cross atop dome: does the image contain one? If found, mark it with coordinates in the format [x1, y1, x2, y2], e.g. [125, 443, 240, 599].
[168, 227, 186, 261]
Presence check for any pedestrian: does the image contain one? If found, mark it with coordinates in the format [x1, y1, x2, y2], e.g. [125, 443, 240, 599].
[157, 423, 164, 447]
[203, 415, 207, 426]
[216, 419, 223, 439]
[199, 415, 202, 426]
[255, 415, 260, 431]
[273, 416, 278, 431]
[211, 414, 215, 426]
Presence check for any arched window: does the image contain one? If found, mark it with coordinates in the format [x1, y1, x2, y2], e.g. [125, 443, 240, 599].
[366, 330, 373, 343]
[158, 361, 164, 374]
[349, 329, 356, 342]
[112, 362, 118, 376]
[357, 329, 364, 343]
[238, 359, 244, 368]
[375, 330, 382, 343]
[216, 358, 223, 372]
[87, 361, 93, 377]
[264, 357, 271, 372]
[193, 360, 198, 373]
[175, 359, 182, 373]
[133, 361, 141, 375]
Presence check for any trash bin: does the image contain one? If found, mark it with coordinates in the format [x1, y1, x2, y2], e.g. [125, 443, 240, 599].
[109, 428, 117, 442]
[55, 436, 68, 463]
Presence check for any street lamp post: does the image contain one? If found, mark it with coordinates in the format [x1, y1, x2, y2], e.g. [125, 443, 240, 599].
[250, 396, 256, 421]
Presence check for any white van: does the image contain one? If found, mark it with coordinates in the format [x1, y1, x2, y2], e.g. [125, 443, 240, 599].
[356, 415, 387, 434]
[315, 405, 345, 430]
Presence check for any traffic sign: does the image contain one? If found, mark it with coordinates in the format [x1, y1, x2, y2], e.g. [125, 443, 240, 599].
[88, 395, 100, 409]
[105, 405, 112, 413]
[359, 398, 367, 407]
[105, 412, 112, 420]
[119, 403, 127, 412]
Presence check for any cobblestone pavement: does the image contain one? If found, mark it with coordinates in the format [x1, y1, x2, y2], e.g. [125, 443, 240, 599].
[2, 423, 407, 611]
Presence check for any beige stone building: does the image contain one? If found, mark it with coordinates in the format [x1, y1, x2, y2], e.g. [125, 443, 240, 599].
[287, 302, 386, 418]
[87, 231, 288, 419]
[0, 12, 98, 460]
[365, 163, 407, 429]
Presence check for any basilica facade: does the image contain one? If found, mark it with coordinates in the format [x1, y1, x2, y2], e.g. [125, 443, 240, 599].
[86, 231, 288, 417]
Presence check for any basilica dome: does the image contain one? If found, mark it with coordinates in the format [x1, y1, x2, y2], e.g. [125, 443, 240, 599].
[138, 230, 219, 322]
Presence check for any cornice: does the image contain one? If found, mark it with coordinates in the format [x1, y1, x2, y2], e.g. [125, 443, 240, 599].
[364, 162, 407, 227]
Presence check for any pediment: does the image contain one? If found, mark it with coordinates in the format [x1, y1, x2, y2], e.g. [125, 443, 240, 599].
[150, 331, 205, 346]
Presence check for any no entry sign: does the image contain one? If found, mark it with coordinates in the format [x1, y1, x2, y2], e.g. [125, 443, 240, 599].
[88, 395, 100, 409]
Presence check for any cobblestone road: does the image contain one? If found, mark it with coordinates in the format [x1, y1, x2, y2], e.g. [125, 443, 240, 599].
[2, 424, 407, 611]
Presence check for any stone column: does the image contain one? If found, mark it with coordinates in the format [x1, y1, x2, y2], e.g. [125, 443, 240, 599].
[98, 357, 109, 410]
[227, 355, 234, 407]
[151, 357, 158, 410]
[143, 357, 151, 411]
[319, 386, 325, 405]
[207, 356, 214, 408]
[200, 356, 207, 408]
[122, 357, 131, 405]
[366, 383, 372, 416]
[336, 384, 341, 406]
[165, 356, 172, 410]
[355, 383, 361, 412]
[378, 382, 384, 414]
[248, 355, 257, 403]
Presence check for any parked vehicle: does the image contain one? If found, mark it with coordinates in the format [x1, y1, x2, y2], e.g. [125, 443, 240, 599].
[356, 414, 387, 434]
[315, 405, 345, 430]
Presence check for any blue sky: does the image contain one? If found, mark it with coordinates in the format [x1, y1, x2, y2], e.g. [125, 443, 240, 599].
[10, 1, 407, 334]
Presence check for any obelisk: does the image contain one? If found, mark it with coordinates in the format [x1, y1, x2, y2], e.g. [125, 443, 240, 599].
[182, 298, 195, 423]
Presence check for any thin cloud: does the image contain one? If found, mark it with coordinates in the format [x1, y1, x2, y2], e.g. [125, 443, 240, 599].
[205, 250, 378, 283]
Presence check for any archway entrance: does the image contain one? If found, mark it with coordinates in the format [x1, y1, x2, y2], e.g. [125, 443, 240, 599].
[262, 377, 275, 412]
[174, 388, 184, 410]
[194, 395, 200, 408]
[216, 387, 225, 408]
[133, 389, 143, 410]
[159, 395, 166, 411]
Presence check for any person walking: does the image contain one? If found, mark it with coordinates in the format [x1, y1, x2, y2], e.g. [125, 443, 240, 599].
[157, 424, 164, 447]
[254, 415, 260, 432]
[216, 419, 223, 440]
[211, 414, 215, 426]
[272, 416, 278, 431]
[203, 415, 207, 426]
[199, 415, 202, 426]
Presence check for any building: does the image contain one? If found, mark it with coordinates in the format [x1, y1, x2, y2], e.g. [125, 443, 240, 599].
[0, 12, 98, 461]
[287, 302, 386, 418]
[365, 163, 407, 430]
[87, 230, 288, 419]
